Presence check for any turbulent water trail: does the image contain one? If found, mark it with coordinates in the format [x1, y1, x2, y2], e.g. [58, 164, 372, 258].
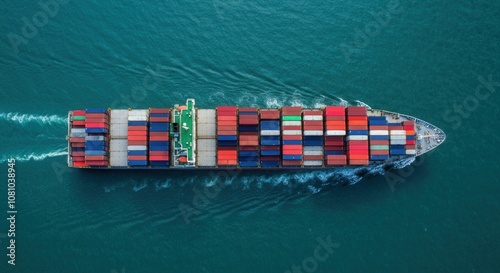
[0, 147, 68, 163]
[0, 112, 67, 126]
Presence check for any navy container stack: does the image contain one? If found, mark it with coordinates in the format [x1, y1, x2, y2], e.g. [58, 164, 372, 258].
[149, 108, 171, 167]
[238, 107, 259, 167]
[302, 110, 324, 167]
[259, 109, 281, 167]
[127, 110, 149, 167]
[368, 116, 390, 161]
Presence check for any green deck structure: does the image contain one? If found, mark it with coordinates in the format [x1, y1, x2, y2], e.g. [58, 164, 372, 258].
[171, 99, 196, 167]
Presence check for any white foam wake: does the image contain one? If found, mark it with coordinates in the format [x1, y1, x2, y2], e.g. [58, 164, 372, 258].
[0, 147, 68, 163]
[0, 112, 67, 125]
[354, 100, 372, 109]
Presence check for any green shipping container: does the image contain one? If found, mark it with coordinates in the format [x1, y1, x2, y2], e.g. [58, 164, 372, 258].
[282, 116, 302, 121]
[73, 116, 86, 120]
[370, 145, 389, 150]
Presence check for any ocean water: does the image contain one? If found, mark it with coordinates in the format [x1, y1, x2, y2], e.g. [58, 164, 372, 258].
[1, 0, 499, 272]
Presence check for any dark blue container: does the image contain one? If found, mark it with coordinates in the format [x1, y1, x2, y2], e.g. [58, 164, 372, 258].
[368, 116, 386, 120]
[85, 150, 107, 156]
[128, 150, 148, 155]
[128, 160, 148, 166]
[85, 128, 108, 134]
[370, 135, 390, 140]
[348, 130, 369, 135]
[261, 139, 280, 146]
[128, 121, 148, 126]
[217, 140, 237, 146]
[261, 150, 280, 156]
[406, 135, 415, 140]
[150, 161, 170, 167]
[390, 145, 405, 150]
[282, 140, 302, 145]
[368, 120, 388, 125]
[239, 151, 259, 157]
[304, 138, 323, 146]
[150, 141, 169, 146]
[283, 155, 302, 160]
[260, 161, 280, 167]
[389, 150, 406, 155]
[149, 145, 169, 151]
[370, 155, 389, 161]
[150, 126, 169, 132]
[238, 126, 258, 132]
[217, 135, 237, 141]
[261, 120, 280, 127]
[149, 113, 170, 117]
[85, 108, 107, 113]
[72, 147, 85, 151]
[239, 161, 258, 167]
[324, 150, 344, 155]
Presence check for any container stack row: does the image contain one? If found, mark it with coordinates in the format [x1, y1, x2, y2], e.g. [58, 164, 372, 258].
[128, 110, 149, 167]
[217, 106, 238, 166]
[238, 107, 259, 167]
[281, 106, 303, 167]
[388, 122, 406, 156]
[85, 108, 110, 167]
[196, 109, 217, 167]
[324, 106, 347, 166]
[368, 116, 389, 161]
[346, 106, 369, 165]
[260, 109, 281, 167]
[403, 121, 416, 155]
[69, 110, 87, 167]
[149, 108, 170, 167]
[109, 110, 128, 167]
[303, 110, 323, 167]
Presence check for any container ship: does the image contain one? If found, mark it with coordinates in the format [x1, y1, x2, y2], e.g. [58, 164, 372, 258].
[67, 99, 446, 169]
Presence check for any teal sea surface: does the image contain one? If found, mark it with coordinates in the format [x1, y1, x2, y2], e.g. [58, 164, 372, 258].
[1, 0, 499, 272]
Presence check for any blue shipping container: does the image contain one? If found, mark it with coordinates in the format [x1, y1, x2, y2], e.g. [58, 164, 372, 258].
[128, 150, 148, 155]
[128, 160, 148, 166]
[85, 108, 107, 113]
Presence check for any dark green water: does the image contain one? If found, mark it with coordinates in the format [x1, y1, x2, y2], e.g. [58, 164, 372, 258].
[1, 0, 499, 272]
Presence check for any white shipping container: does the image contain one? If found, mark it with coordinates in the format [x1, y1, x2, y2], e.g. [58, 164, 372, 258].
[70, 133, 87, 138]
[127, 115, 148, 121]
[197, 153, 216, 167]
[303, 130, 324, 136]
[110, 110, 128, 123]
[406, 149, 416, 155]
[110, 121, 128, 138]
[347, 135, 368, 141]
[110, 139, 128, 152]
[197, 139, 216, 151]
[390, 140, 406, 145]
[390, 135, 406, 140]
[369, 130, 389, 136]
[110, 151, 128, 167]
[390, 130, 406, 135]
[282, 130, 302, 135]
[303, 116, 323, 121]
[304, 150, 323, 156]
[197, 109, 216, 121]
[127, 145, 147, 151]
[197, 123, 216, 138]
[303, 146, 323, 151]
[128, 109, 149, 116]
[70, 128, 86, 133]
[282, 121, 301, 126]
[260, 130, 280, 136]
[304, 161, 323, 166]
[326, 130, 346, 136]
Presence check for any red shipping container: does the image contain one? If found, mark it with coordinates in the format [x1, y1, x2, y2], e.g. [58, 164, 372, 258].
[85, 122, 107, 128]
[150, 136, 169, 141]
[324, 106, 345, 115]
[218, 106, 237, 111]
[217, 120, 237, 125]
[217, 116, 237, 121]
[217, 130, 237, 136]
[325, 120, 345, 126]
[260, 110, 280, 120]
[85, 156, 108, 161]
[283, 149, 302, 155]
[149, 151, 169, 156]
[128, 126, 148, 131]
[70, 137, 85, 143]
[150, 108, 170, 114]
[347, 120, 368, 126]
[348, 125, 369, 130]
[349, 160, 369, 165]
[128, 131, 148, 136]
[149, 155, 169, 161]
[217, 160, 237, 165]
[239, 119, 259, 125]
[370, 150, 389, 155]
[217, 125, 236, 131]
[324, 146, 344, 151]
[260, 146, 280, 150]
[388, 126, 404, 130]
[218, 154, 237, 160]
[348, 155, 369, 160]
[370, 140, 390, 145]
[72, 121, 86, 126]
[281, 160, 302, 166]
[303, 120, 323, 126]
[73, 110, 85, 115]
[85, 113, 108, 119]
[85, 118, 109, 123]
[72, 151, 85, 157]
[304, 126, 323, 131]
[325, 116, 345, 121]
[239, 140, 259, 146]
[369, 125, 389, 130]
[71, 143, 85, 148]
[283, 145, 302, 150]
[403, 121, 414, 126]
[150, 117, 170, 122]
[72, 156, 85, 162]
[239, 107, 258, 112]
[73, 161, 87, 167]
[128, 136, 148, 141]
[128, 140, 147, 145]
[405, 145, 416, 149]
[406, 140, 416, 145]
[347, 116, 368, 121]
[326, 155, 347, 160]
[347, 150, 369, 155]
[405, 130, 415, 135]
[348, 140, 369, 145]
[261, 156, 280, 161]
[325, 140, 344, 146]
[282, 125, 302, 131]
[86, 161, 108, 166]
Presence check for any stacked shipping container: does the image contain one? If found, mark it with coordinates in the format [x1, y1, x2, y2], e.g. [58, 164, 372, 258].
[84, 108, 110, 167]
[346, 107, 369, 165]
[217, 106, 238, 166]
[259, 109, 281, 167]
[260, 109, 281, 168]
[404, 121, 416, 155]
[389, 122, 406, 156]
[196, 109, 217, 167]
[109, 110, 128, 167]
[238, 108, 259, 167]
[149, 108, 170, 167]
[281, 106, 303, 167]
[127, 110, 149, 167]
[69, 110, 87, 167]
[302, 110, 323, 166]
[368, 116, 390, 161]
[324, 106, 347, 166]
